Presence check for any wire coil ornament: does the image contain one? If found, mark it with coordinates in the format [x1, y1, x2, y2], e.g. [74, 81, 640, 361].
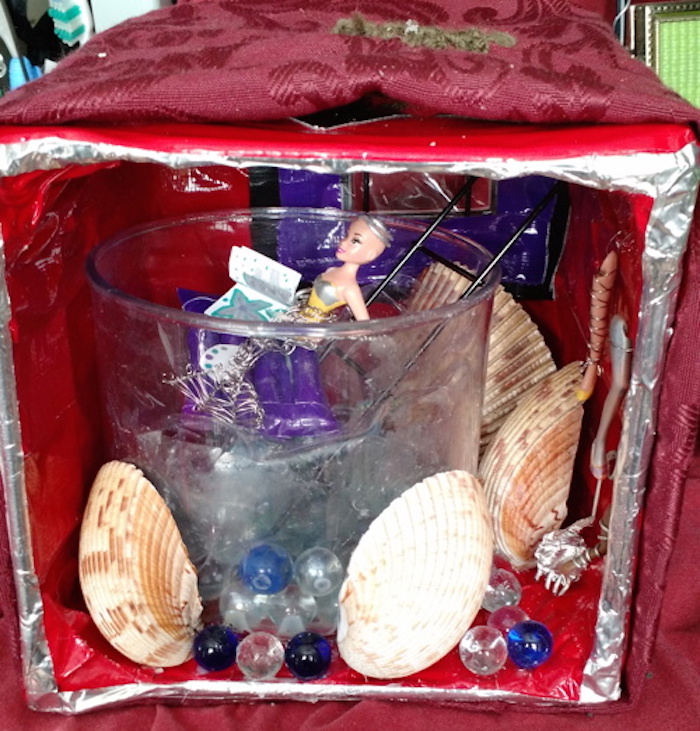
[163, 294, 338, 428]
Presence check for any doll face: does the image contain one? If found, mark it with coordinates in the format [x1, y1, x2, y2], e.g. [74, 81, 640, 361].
[336, 218, 386, 265]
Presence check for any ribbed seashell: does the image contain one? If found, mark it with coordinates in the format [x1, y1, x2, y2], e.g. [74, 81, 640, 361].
[337, 470, 493, 679]
[405, 262, 555, 454]
[480, 362, 584, 569]
[481, 286, 557, 454]
[79, 460, 202, 667]
[406, 259, 471, 312]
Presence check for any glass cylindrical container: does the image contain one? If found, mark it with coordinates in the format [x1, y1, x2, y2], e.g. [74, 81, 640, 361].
[86, 208, 498, 599]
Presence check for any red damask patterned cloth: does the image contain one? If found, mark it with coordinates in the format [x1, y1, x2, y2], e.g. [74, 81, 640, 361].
[0, 0, 696, 127]
[0, 2, 698, 724]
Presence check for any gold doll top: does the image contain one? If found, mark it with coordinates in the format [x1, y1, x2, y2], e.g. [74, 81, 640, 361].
[305, 276, 347, 315]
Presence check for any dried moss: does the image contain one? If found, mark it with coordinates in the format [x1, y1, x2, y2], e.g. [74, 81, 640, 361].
[333, 13, 516, 53]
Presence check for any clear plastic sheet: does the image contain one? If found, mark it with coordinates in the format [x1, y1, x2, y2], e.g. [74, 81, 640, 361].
[0, 121, 697, 712]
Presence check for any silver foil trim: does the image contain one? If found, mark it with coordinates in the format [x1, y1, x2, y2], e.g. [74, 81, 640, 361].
[28, 679, 605, 713]
[0, 132, 697, 712]
[581, 141, 700, 703]
[0, 234, 59, 706]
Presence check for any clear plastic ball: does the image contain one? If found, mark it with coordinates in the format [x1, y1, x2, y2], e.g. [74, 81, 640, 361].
[236, 632, 285, 680]
[268, 584, 317, 639]
[507, 620, 554, 669]
[487, 605, 529, 635]
[219, 576, 265, 634]
[482, 567, 522, 612]
[306, 592, 340, 636]
[240, 542, 293, 595]
[194, 558, 230, 603]
[458, 625, 508, 676]
[294, 547, 344, 597]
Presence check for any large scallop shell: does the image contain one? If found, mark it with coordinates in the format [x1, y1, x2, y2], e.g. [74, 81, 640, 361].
[79, 460, 203, 667]
[405, 262, 556, 454]
[481, 286, 557, 454]
[337, 470, 493, 679]
[479, 362, 584, 569]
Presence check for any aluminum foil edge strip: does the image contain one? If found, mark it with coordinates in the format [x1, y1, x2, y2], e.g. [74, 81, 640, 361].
[0, 236, 61, 708]
[580, 141, 700, 702]
[0, 132, 697, 711]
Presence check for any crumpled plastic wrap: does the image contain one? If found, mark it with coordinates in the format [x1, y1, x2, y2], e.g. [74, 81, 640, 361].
[0, 119, 696, 712]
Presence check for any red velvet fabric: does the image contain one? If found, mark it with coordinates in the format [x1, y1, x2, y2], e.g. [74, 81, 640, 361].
[0, 0, 695, 128]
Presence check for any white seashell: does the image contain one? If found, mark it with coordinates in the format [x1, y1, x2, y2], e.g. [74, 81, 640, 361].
[337, 470, 493, 679]
[480, 362, 584, 568]
[79, 460, 203, 667]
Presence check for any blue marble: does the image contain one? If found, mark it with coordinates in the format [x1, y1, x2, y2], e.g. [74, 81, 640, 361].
[506, 620, 553, 669]
[240, 542, 294, 595]
[284, 631, 332, 680]
[193, 624, 238, 672]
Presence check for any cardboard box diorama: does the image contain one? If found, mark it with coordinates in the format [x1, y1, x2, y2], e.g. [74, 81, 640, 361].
[0, 115, 697, 712]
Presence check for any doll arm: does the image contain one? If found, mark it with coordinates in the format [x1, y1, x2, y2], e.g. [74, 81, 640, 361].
[343, 283, 370, 321]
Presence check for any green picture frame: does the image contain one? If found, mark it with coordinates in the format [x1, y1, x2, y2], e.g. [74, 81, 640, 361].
[629, 2, 700, 107]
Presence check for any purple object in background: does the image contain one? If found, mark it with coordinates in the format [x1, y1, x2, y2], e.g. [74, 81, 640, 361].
[440, 176, 560, 289]
[277, 172, 565, 292]
[278, 170, 343, 209]
[178, 288, 243, 359]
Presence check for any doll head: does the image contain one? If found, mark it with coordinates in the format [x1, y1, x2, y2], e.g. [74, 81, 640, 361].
[336, 215, 390, 266]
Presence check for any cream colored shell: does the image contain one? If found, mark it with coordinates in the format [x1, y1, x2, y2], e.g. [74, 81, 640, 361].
[481, 286, 557, 454]
[79, 460, 202, 667]
[480, 362, 584, 568]
[406, 262, 556, 454]
[337, 470, 493, 679]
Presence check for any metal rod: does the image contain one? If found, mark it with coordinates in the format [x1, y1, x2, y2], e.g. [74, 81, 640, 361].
[420, 246, 477, 282]
[360, 180, 565, 416]
[365, 176, 476, 306]
[462, 180, 564, 299]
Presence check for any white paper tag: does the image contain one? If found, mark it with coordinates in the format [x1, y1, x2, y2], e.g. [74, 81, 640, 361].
[228, 246, 301, 307]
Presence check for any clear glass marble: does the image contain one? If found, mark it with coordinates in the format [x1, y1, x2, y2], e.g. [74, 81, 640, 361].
[481, 567, 522, 612]
[305, 592, 340, 636]
[487, 605, 529, 635]
[268, 584, 317, 639]
[294, 547, 344, 597]
[458, 625, 508, 676]
[236, 632, 285, 680]
[219, 576, 265, 634]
